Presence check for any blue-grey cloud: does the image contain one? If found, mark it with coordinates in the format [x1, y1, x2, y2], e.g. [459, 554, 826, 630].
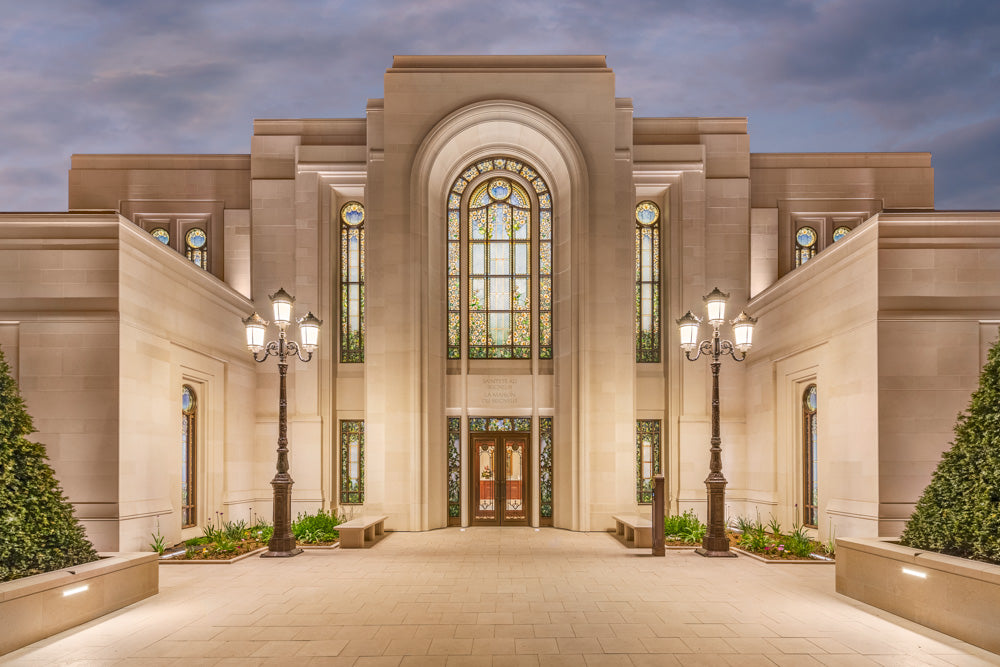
[0, 0, 996, 211]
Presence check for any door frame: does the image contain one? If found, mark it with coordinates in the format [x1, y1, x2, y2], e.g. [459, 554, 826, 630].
[468, 430, 531, 526]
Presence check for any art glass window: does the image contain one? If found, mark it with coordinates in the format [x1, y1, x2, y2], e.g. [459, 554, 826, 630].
[447, 158, 552, 359]
[539, 417, 553, 524]
[340, 420, 364, 504]
[447, 417, 461, 523]
[185, 228, 208, 270]
[803, 385, 818, 527]
[795, 226, 817, 267]
[832, 225, 852, 242]
[340, 202, 365, 363]
[151, 228, 170, 245]
[636, 420, 661, 504]
[181, 385, 196, 528]
[635, 201, 661, 363]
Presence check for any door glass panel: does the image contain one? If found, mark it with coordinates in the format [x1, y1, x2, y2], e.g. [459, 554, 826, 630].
[475, 440, 496, 521]
[503, 438, 527, 522]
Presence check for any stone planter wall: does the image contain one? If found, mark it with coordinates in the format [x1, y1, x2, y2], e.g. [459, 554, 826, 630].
[836, 537, 1000, 655]
[0, 552, 158, 655]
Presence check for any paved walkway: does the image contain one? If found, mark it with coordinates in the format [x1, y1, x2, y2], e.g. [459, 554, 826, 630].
[4, 528, 998, 666]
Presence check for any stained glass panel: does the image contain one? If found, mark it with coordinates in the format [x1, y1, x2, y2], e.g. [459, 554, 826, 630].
[341, 205, 366, 363]
[795, 226, 818, 267]
[539, 417, 553, 522]
[636, 202, 661, 363]
[181, 385, 196, 528]
[185, 228, 208, 270]
[447, 417, 461, 521]
[636, 420, 661, 504]
[340, 420, 365, 504]
[151, 228, 170, 244]
[833, 225, 851, 242]
[803, 385, 818, 527]
[469, 417, 531, 432]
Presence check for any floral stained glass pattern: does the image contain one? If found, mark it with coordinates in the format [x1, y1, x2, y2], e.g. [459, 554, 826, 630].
[832, 225, 852, 242]
[635, 201, 661, 363]
[447, 157, 552, 359]
[185, 228, 208, 270]
[181, 385, 197, 528]
[340, 420, 364, 504]
[151, 228, 170, 245]
[636, 420, 661, 504]
[448, 417, 461, 522]
[341, 202, 365, 363]
[803, 385, 818, 527]
[539, 417, 553, 523]
[795, 226, 817, 267]
[468, 417, 532, 433]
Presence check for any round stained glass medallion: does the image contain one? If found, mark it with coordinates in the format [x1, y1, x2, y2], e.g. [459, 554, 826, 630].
[635, 201, 660, 226]
[489, 179, 511, 200]
[341, 202, 365, 226]
[833, 226, 852, 242]
[185, 228, 207, 249]
[150, 228, 170, 245]
[804, 385, 817, 413]
[182, 385, 195, 413]
[796, 227, 817, 247]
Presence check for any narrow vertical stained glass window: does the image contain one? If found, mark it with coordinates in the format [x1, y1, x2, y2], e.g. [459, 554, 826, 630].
[635, 201, 661, 362]
[803, 385, 818, 527]
[340, 420, 364, 504]
[795, 226, 817, 267]
[539, 417, 553, 525]
[185, 228, 208, 270]
[447, 157, 551, 360]
[340, 202, 365, 363]
[447, 417, 461, 524]
[636, 420, 661, 504]
[181, 385, 196, 528]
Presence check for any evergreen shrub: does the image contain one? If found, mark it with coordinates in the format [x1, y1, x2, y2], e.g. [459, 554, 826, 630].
[0, 346, 98, 582]
[899, 332, 1000, 564]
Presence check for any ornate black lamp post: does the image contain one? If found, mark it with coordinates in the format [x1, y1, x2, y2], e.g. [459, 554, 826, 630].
[677, 287, 756, 558]
[243, 287, 322, 558]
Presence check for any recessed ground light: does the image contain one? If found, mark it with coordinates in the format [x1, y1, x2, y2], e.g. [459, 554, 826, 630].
[902, 568, 927, 579]
[63, 585, 89, 597]
[460, 528, 465, 532]
[535, 528, 540, 531]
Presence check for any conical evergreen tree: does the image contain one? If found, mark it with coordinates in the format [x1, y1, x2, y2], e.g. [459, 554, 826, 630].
[0, 345, 97, 582]
[900, 331, 1000, 564]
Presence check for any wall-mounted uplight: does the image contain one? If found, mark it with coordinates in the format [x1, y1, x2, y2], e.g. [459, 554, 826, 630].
[63, 584, 90, 597]
[901, 567, 927, 579]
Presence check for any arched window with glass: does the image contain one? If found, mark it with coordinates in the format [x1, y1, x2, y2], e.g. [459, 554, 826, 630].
[340, 201, 366, 363]
[795, 226, 817, 267]
[803, 384, 818, 527]
[447, 157, 552, 360]
[181, 385, 197, 528]
[185, 228, 208, 270]
[635, 201, 661, 363]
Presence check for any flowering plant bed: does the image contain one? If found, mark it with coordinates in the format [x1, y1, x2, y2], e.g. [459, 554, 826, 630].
[729, 515, 835, 561]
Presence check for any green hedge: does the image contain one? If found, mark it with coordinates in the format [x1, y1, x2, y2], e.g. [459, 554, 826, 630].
[0, 346, 97, 582]
[899, 332, 1000, 565]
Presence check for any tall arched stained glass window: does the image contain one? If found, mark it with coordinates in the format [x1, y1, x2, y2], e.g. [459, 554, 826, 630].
[635, 201, 661, 363]
[795, 226, 817, 267]
[181, 385, 197, 528]
[447, 158, 552, 359]
[803, 384, 818, 527]
[185, 228, 208, 270]
[340, 420, 364, 504]
[340, 202, 365, 363]
[636, 420, 661, 504]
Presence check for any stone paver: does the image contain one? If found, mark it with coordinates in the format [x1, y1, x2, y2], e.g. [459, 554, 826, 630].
[2, 528, 998, 665]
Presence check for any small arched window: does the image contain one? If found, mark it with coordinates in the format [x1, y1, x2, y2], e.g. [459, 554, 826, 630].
[150, 228, 170, 245]
[185, 228, 208, 270]
[340, 202, 366, 363]
[181, 385, 197, 528]
[803, 384, 818, 527]
[635, 201, 661, 363]
[795, 227, 817, 267]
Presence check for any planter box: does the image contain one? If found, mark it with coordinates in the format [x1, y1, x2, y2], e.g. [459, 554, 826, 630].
[836, 537, 1000, 655]
[0, 552, 158, 656]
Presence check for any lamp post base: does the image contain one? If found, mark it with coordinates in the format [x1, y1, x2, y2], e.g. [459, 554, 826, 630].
[695, 547, 737, 558]
[260, 547, 303, 559]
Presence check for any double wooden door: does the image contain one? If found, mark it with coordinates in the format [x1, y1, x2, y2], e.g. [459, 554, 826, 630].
[470, 433, 529, 525]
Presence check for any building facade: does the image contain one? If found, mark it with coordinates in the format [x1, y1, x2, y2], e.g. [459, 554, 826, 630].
[2, 56, 997, 551]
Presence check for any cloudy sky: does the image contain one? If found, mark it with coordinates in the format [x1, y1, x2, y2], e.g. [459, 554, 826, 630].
[2, 0, 998, 211]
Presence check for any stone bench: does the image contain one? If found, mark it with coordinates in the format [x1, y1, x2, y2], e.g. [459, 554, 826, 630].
[338, 515, 388, 548]
[612, 514, 653, 548]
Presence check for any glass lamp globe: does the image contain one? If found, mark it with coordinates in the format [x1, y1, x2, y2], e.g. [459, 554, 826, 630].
[269, 287, 295, 328]
[703, 287, 730, 326]
[298, 311, 323, 352]
[731, 311, 758, 352]
[242, 312, 268, 353]
[676, 311, 701, 351]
